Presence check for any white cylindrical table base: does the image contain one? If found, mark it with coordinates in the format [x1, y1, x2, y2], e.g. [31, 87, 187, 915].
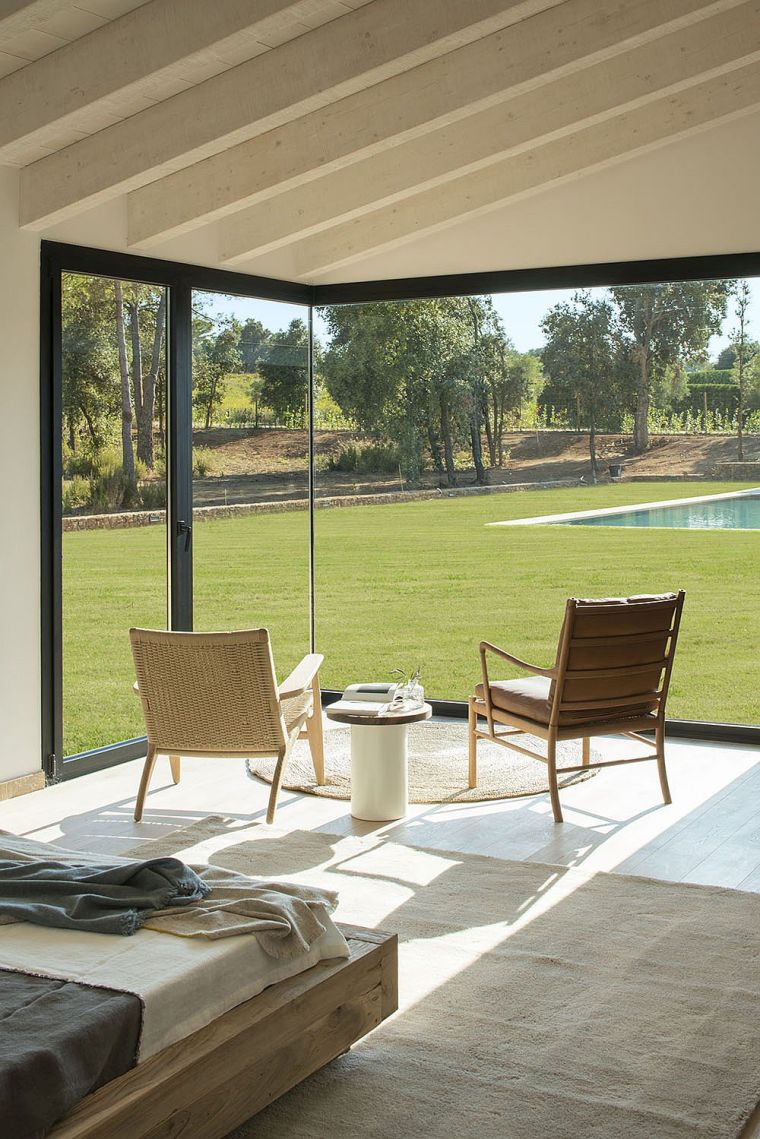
[350, 722, 409, 821]
[325, 702, 431, 822]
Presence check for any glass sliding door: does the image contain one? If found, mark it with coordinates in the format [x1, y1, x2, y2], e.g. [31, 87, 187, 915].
[191, 290, 311, 677]
[314, 278, 760, 725]
[60, 272, 168, 757]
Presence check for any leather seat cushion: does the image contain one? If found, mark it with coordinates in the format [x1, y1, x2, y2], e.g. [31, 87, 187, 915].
[475, 676, 654, 726]
[475, 677, 552, 723]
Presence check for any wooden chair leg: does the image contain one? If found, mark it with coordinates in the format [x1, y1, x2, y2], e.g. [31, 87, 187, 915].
[266, 746, 289, 825]
[582, 737, 590, 766]
[547, 735, 563, 823]
[306, 675, 326, 786]
[134, 745, 158, 822]
[468, 699, 478, 789]
[655, 718, 671, 805]
[169, 754, 181, 784]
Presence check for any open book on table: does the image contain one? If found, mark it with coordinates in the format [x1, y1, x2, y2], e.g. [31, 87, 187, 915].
[329, 681, 424, 717]
[342, 682, 399, 703]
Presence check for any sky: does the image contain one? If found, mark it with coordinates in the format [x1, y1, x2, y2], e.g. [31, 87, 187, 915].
[205, 277, 760, 359]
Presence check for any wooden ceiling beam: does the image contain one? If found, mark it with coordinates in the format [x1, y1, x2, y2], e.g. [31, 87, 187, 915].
[0, 0, 357, 163]
[19, 0, 559, 227]
[218, 0, 760, 263]
[123, 0, 745, 248]
[288, 62, 760, 279]
[0, 1, 68, 44]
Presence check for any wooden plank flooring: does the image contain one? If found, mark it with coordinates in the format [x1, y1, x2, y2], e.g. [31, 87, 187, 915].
[0, 724, 758, 892]
[0, 724, 758, 1137]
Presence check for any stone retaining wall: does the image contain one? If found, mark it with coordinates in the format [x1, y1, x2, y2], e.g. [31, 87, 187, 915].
[710, 462, 760, 480]
[62, 478, 580, 532]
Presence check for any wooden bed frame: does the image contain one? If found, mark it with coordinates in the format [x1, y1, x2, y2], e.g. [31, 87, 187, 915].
[50, 926, 397, 1139]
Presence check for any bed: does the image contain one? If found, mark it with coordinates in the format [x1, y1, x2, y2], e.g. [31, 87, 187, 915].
[0, 832, 397, 1138]
[48, 925, 397, 1139]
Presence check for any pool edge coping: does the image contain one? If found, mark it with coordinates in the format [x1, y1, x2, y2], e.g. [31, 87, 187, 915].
[487, 486, 760, 527]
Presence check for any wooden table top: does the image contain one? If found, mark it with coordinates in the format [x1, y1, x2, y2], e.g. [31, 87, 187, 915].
[325, 701, 433, 727]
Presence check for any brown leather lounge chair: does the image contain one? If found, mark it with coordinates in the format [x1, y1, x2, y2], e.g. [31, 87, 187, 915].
[468, 592, 685, 823]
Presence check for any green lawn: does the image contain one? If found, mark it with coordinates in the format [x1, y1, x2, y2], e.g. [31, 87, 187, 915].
[62, 481, 760, 755]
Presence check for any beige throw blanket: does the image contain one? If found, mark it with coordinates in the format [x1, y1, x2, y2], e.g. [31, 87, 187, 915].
[145, 863, 339, 958]
[0, 833, 339, 960]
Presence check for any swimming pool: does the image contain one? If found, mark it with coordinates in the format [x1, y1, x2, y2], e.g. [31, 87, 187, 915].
[490, 489, 760, 530]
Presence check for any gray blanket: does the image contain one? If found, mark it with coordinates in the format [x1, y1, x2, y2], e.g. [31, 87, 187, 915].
[0, 833, 341, 959]
[0, 968, 141, 1139]
[0, 856, 210, 935]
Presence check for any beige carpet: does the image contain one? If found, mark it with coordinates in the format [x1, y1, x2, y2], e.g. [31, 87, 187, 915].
[247, 721, 597, 803]
[135, 818, 760, 1139]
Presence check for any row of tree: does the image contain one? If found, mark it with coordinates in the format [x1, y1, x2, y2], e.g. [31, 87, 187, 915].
[191, 312, 309, 430]
[540, 281, 759, 474]
[62, 273, 757, 493]
[63, 279, 310, 480]
[319, 297, 539, 484]
[63, 276, 166, 479]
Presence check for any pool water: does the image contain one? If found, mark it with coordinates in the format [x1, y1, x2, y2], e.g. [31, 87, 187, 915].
[564, 490, 760, 530]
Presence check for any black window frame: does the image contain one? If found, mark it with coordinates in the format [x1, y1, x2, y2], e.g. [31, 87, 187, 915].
[41, 240, 760, 781]
[41, 241, 311, 780]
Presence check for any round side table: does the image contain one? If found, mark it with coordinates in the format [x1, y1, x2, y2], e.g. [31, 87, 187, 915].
[325, 702, 432, 820]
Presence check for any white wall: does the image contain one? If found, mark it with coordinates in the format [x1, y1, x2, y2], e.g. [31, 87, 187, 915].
[0, 166, 41, 780]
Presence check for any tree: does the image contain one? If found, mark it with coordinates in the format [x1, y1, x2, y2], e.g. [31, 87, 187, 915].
[321, 297, 515, 485]
[405, 299, 472, 486]
[258, 319, 309, 424]
[480, 340, 541, 464]
[321, 302, 424, 479]
[238, 318, 270, 373]
[61, 274, 120, 450]
[114, 281, 136, 485]
[612, 281, 730, 452]
[464, 297, 488, 484]
[715, 344, 737, 370]
[193, 320, 242, 428]
[541, 292, 620, 480]
[124, 286, 166, 468]
[731, 281, 757, 460]
[745, 349, 760, 410]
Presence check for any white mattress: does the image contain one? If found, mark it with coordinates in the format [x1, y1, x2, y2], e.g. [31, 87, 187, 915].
[0, 834, 349, 1060]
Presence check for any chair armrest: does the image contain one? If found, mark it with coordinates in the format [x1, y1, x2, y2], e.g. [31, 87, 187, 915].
[278, 654, 325, 700]
[479, 641, 556, 679]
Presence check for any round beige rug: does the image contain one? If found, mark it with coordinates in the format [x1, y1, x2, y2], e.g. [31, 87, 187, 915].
[246, 721, 598, 804]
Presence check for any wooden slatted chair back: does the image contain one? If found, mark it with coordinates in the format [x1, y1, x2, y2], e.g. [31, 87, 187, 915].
[550, 592, 685, 728]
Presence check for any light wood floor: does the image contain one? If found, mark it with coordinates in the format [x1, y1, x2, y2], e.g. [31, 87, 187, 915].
[1, 723, 758, 893]
[1, 724, 759, 1137]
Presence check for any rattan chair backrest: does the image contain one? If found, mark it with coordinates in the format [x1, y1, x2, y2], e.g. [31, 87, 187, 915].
[129, 627, 286, 754]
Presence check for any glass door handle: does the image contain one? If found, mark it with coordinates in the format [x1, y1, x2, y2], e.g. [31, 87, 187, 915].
[177, 520, 192, 551]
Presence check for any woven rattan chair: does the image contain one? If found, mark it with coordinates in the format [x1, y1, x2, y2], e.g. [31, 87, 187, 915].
[469, 592, 685, 823]
[129, 628, 325, 825]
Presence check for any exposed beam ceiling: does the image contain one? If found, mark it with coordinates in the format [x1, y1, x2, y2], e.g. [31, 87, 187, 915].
[288, 61, 760, 278]
[19, 0, 560, 227]
[0, 0, 359, 164]
[218, 0, 760, 264]
[5, 0, 758, 282]
[123, 0, 746, 248]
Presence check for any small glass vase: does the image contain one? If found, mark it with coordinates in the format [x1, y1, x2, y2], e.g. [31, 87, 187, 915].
[401, 680, 424, 708]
